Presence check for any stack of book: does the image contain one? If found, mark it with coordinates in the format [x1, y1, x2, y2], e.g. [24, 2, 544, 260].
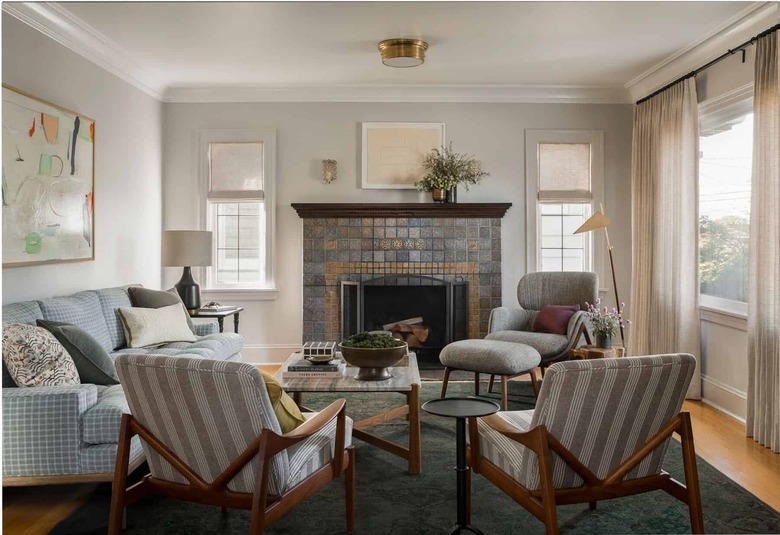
[281, 359, 346, 379]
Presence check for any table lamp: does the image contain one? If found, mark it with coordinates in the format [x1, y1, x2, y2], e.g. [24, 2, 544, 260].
[573, 205, 625, 346]
[161, 230, 213, 312]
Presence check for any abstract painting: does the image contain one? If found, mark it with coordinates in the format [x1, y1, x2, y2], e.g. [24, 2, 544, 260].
[361, 122, 445, 189]
[2, 85, 95, 267]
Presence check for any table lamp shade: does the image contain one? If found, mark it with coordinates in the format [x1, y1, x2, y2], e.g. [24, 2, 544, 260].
[162, 231, 213, 267]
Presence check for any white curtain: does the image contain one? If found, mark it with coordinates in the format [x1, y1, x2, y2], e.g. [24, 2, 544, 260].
[747, 29, 780, 453]
[629, 78, 702, 399]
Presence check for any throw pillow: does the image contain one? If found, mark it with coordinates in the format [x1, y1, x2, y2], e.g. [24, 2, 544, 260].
[532, 305, 580, 335]
[118, 304, 197, 348]
[37, 320, 120, 385]
[127, 287, 196, 334]
[2, 323, 81, 387]
[261, 371, 305, 434]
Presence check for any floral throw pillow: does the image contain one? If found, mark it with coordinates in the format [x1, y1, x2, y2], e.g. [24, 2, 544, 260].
[2, 323, 81, 387]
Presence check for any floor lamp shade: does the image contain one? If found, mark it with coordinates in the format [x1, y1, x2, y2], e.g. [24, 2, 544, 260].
[162, 231, 213, 311]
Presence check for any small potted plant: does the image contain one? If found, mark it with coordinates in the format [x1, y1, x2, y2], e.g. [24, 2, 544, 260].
[583, 298, 629, 349]
[415, 143, 489, 203]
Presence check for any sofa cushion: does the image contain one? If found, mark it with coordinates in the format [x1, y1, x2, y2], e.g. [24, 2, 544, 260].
[37, 320, 119, 385]
[118, 305, 197, 348]
[2, 301, 44, 326]
[159, 333, 244, 361]
[82, 384, 130, 445]
[2, 323, 81, 387]
[37, 291, 113, 351]
[94, 286, 137, 350]
[127, 287, 196, 334]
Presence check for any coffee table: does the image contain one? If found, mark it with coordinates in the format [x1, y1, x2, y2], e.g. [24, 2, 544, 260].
[275, 352, 422, 474]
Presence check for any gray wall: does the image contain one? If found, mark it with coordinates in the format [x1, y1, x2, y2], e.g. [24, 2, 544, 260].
[1, 15, 164, 303]
[163, 101, 634, 362]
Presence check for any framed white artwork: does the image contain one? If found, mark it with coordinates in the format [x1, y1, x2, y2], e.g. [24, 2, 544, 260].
[361, 122, 445, 189]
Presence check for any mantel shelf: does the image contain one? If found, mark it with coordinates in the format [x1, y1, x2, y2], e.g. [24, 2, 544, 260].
[291, 203, 512, 219]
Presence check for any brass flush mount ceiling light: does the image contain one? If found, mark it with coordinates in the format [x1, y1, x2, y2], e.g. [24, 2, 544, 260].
[378, 38, 428, 68]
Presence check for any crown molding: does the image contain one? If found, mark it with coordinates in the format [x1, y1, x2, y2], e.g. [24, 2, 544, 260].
[162, 84, 630, 104]
[2, 2, 165, 100]
[626, 2, 779, 103]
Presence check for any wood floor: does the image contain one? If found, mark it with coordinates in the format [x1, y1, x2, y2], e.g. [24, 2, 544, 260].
[2, 376, 778, 534]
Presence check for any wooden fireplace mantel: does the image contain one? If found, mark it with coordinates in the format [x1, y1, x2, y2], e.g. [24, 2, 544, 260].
[291, 203, 512, 219]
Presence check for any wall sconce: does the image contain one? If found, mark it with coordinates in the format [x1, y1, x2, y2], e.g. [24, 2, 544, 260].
[322, 159, 337, 183]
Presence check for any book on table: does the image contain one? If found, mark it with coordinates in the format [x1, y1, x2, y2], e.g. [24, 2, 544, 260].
[282, 361, 346, 379]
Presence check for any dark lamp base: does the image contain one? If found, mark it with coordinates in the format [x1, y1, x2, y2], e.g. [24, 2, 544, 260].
[174, 266, 201, 311]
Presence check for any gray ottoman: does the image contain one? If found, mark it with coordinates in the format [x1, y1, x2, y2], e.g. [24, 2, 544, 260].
[439, 339, 542, 410]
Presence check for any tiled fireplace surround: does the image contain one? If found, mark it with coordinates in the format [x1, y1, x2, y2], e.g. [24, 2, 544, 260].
[295, 204, 511, 343]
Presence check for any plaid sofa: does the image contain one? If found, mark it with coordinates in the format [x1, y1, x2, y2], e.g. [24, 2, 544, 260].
[1, 285, 244, 485]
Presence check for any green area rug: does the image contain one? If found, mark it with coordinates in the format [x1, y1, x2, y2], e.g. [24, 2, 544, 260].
[53, 381, 780, 534]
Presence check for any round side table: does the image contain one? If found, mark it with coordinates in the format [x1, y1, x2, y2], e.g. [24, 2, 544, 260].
[422, 397, 500, 534]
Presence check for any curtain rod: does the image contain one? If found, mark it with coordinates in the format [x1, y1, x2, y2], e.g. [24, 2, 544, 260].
[635, 23, 780, 105]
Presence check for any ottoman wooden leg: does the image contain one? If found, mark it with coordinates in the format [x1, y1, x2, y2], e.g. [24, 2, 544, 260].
[501, 376, 509, 411]
[475, 372, 480, 395]
[488, 374, 495, 393]
[441, 367, 452, 399]
[529, 368, 540, 398]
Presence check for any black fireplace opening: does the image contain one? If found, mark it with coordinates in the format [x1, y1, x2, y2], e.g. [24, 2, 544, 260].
[341, 275, 468, 368]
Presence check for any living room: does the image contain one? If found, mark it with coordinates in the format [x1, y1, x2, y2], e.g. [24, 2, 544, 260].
[1, 1, 779, 533]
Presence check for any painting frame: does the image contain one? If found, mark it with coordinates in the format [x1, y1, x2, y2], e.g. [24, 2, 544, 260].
[2, 83, 96, 268]
[361, 122, 445, 189]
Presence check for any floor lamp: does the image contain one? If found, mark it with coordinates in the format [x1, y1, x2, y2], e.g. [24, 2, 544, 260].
[573, 205, 625, 347]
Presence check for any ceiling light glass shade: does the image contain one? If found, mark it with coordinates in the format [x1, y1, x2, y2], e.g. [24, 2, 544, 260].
[378, 38, 428, 68]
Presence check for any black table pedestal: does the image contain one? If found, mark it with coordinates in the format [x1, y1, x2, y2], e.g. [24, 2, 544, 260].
[447, 417, 485, 535]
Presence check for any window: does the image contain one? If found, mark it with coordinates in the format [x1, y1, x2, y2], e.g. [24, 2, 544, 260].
[200, 130, 276, 291]
[698, 108, 752, 309]
[525, 131, 604, 275]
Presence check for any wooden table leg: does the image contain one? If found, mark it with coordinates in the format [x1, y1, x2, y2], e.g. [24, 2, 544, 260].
[233, 313, 240, 334]
[408, 383, 422, 475]
[293, 392, 303, 406]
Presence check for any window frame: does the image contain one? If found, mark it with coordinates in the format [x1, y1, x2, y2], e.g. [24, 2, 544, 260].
[697, 84, 753, 318]
[525, 130, 605, 280]
[198, 129, 277, 295]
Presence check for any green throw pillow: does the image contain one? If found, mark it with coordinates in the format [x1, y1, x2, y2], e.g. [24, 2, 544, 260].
[261, 371, 305, 434]
[37, 320, 119, 385]
[127, 287, 196, 334]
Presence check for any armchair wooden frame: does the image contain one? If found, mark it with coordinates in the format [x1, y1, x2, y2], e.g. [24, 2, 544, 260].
[467, 411, 704, 535]
[108, 399, 355, 535]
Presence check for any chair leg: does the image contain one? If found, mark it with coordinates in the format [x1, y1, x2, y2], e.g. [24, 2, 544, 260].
[589, 501, 597, 511]
[540, 366, 546, 378]
[679, 413, 704, 534]
[529, 368, 540, 398]
[441, 367, 452, 399]
[345, 447, 356, 532]
[501, 376, 508, 411]
[466, 458, 472, 525]
[108, 415, 132, 535]
[475, 372, 480, 396]
[536, 431, 559, 535]
[488, 374, 495, 393]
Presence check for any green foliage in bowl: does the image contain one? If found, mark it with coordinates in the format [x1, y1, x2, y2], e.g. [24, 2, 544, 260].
[341, 332, 405, 349]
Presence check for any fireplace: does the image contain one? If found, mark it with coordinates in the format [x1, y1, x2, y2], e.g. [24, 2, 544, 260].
[341, 275, 468, 365]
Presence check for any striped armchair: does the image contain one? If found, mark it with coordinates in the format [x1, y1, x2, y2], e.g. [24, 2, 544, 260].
[110, 354, 354, 534]
[468, 354, 703, 535]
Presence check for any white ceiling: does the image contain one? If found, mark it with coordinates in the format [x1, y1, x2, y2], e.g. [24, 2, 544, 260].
[5, 1, 772, 102]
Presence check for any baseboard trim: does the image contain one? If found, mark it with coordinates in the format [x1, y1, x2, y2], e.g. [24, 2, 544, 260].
[701, 374, 747, 423]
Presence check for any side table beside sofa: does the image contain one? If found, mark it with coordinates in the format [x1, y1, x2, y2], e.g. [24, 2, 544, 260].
[2, 284, 244, 487]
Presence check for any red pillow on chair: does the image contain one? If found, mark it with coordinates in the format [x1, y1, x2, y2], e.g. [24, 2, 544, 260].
[532, 305, 580, 335]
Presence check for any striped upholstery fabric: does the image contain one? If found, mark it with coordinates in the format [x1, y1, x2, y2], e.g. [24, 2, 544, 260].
[37, 291, 113, 351]
[516, 272, 598, 311]
[94, 286, 137, 350]
[115, 354, 291, 495]
[285, 412, 353, 491]
[477, 354, 696, 490]
[2, 384, 98, 476]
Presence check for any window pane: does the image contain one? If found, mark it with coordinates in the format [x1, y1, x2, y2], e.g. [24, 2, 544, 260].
[213, 201, 266, 286]
[210, 142, 264, 193]
[539, 143, 590, 192]
[699, 113, 752, 303]
[539, 203, 590, 272]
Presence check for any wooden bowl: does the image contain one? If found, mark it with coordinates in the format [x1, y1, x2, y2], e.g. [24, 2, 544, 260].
[338, 342, 408, 381]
